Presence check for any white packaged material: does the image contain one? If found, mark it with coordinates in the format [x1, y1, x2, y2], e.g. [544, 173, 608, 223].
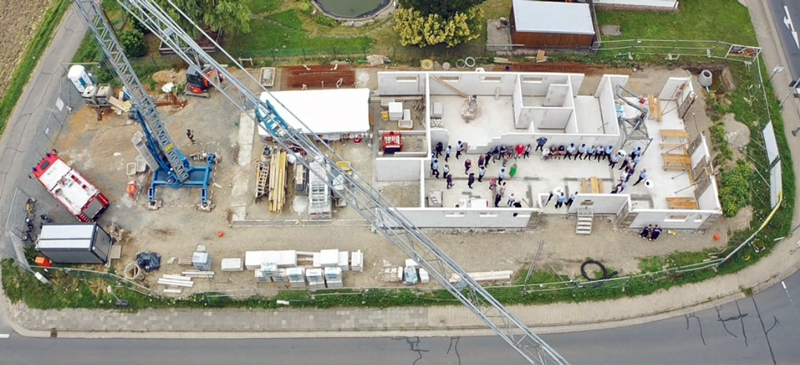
[324, 266, 342, 281]
[404, 259, 419, 268]
[286, 267, 305, 282]
[255, 270, 269, 283]
[261, 262, 278, 276]
[388, 102, 403, 121]
[312, 252, 321, 268]
[338, 251, 349, 271]
[320, 249, 339, 267]
[245, 251, 265, 270]
[326, 279, 343, 289]
[308, 280, 326, 291]
[277, 250, 297, 267]
[272, 268, 287, 283]
[306, 268, 323, 282]
[221, 258, 243, 272]
[431, 102, 443, 118]
[351, 250, 364, 272]
[419, 268, 430, 284]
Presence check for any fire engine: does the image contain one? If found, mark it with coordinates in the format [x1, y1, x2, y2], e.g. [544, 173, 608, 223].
[32, 153, 109, 222]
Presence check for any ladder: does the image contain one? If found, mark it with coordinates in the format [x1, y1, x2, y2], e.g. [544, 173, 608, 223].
[254, 162, 269, 198]
[576, 208, 594, 235]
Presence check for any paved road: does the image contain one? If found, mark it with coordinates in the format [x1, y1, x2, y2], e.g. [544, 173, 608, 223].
[1, 269, 797, 365]
[769, 0, 800, 80]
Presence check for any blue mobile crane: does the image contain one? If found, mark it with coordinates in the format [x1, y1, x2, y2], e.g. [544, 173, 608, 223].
[75, 1, 215, 210]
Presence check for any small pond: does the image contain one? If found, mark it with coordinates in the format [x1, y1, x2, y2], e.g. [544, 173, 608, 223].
[314, 0, 390, 19]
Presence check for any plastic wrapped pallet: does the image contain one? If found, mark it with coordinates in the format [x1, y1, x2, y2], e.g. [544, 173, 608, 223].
[388, 102, 403, 121]
[261, 262, 278, 277]
[324, 266, 342, 282]
[326, 279, 343, 289]
[319, 249, 339, 267]
[272, 268, 287, 283]
[338, 251, 349, 271]
[308, 280, 326, 291]
[306, 268, 323, 282]
[404, 259, 419, 268]
[312, 253, 321, 268]
[255, 270, 269, 283]
[351, 250, 364, 272]
[245, 251, 266, 270]
[286, 267, 305, 282]
[221, 258, 243, 272]
[419, 268, 430, 284]
[276, 250, 297, 267]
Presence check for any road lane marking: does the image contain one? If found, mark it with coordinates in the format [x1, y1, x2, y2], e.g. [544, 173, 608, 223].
[0, 334, 10, 339]
[784, 6, 800, 49]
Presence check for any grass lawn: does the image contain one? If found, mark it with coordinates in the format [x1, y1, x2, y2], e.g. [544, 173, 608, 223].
[595, 0, 758, 45]
[0, 0, 70, 135]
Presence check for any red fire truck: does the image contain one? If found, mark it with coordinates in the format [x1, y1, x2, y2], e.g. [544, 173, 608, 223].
[32, 153, 109, 222]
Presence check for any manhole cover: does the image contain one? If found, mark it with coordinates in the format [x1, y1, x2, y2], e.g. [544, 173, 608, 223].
[16, 302, 27, 311]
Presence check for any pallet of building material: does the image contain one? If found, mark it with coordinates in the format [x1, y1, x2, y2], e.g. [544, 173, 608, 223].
[320, 249, 339, 267]
[381, 266, 401, 282]
[162, 274, 192, 281]
[351, 250, 364, 272]
[163, 288, 182, 294]
[338, 251, 349, 272]
[221, 258, 243, 272]
[447, 270, 513, 283]
[326, 279, 343, 289]
[268, 151, 288, 213]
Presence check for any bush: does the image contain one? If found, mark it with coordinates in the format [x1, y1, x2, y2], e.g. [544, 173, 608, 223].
[719, 160, 752, 217]
[119, 29, 147, 57]
[393, 6, 484, 48]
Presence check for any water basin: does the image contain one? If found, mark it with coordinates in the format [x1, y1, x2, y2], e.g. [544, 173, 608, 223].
[314, 0, 390, 19]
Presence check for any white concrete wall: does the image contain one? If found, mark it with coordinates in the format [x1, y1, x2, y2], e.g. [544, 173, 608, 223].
[697, 183, 720, 211]
[543, 84, 571, 107]
[628, 209, 718, 230]
[536, 108, 574, 129]
[375, 158, 422, 181]
[513, 80, 528, 128]
[377, 72, 426, 95]
[566, 194, 628, 215]
[595, 75, 630, 98]
[428, 72, 518, 96]
[598, 80, 619, 141]
[659, 77, 693, 101]
[430, 128, 450, 153]
[595, 0, 678, 9]
[392, 208, 536, 228]
[519, 74, 572, 96]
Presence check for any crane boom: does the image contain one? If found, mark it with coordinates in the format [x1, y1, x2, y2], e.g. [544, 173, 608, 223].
[74, 0, 570, 363]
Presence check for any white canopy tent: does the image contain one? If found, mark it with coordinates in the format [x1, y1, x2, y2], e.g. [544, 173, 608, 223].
[258, 88, 371, 140]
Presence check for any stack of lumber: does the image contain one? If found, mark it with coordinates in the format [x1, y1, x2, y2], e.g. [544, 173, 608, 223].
[448, 270, 513, 283]
[182, 271, 215, 278]
[268, 151, 287, 213]
[157, 274, 194, 287]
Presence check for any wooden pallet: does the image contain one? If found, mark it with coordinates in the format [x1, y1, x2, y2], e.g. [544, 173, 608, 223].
[666, 197, 699, 209]
[581, 177, 603, 193]
[659, 129, 690, 141]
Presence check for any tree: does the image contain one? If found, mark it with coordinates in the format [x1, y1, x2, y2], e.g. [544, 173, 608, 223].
[399, 0, 485, 18]
[394, 7, 484, 48]
[119, 29, 147, 57]
[155, 0, 250, 36]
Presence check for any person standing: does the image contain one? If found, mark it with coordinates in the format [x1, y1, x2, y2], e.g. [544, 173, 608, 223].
[478, 166, 486, 182]
[632, 146, 642, 158]
[576, 144, 587, 160]
[595, 145, 604, 161]
[524, 144, 532, 158]
[604, 145, 614, 161]
[565, 143, 576, 160]
[640, 225, 652, 239]
[633, 169, 648, 186]
[503, 152, 511, 167]
[515, 144, 525, 158]
[488, 177, 497, 192]
[650, 225, 663, 241]
[619, 155, 632, 171]
[464, 159, 472, 175]
[186, 129, 195, 144]
[498, 182, 507, 198]
[443, 164, 450, 179]
[431, 159, 440, 178]
[507, 193, 516, 207]
[456, 141, 463, 159]
[554, 192, 566, 208]
[468, 173, 475, 189]
[509, 163, 517, 179]
[498, 168, 506, 183]
[435, 142, 443, 157]
[477, 153, 485, 168]
[585, 145, 596, 161]
[492, 146, 500, 162]
[446, 174, 454, 189]
[609, 153, 620, 169]
[445, 145, 452, 162]
[566, 191, 577, 207]
[494, 193, 502, 207]
[535, 137, 548, 152]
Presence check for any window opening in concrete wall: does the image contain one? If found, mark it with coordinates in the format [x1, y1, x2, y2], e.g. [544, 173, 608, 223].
[665, 214, 689, 222]
[479, 213, 498, 218]
[481, 76, 502, 82]
[522, 76, 544, 83]
[396, 76, 418, 82]
[446, 212, 465, 217]
[439, 76, 460, 82]
[580, 200, 594, 206]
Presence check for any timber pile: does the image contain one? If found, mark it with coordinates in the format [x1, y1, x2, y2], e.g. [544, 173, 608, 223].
[448, 270, 513, 283]
[269, 151, 288, 213]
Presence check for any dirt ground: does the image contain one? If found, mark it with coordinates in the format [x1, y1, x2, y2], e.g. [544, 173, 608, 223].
[51, 63, 737, 298]
[0, 0, 52, 102]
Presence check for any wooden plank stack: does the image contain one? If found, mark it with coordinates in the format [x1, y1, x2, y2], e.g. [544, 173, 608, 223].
[268, 151, 287, 213]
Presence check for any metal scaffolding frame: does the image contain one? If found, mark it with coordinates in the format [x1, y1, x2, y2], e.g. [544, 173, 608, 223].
[73, 0, 570, 363]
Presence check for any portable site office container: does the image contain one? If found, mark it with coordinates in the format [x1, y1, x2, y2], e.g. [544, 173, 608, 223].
[36, 223, 113, 265]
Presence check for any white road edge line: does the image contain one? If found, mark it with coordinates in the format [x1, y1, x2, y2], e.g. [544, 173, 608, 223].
[0, 334, 10, 339]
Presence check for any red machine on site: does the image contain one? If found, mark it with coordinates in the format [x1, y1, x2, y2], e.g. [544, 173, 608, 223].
[32, 153, 109, 222]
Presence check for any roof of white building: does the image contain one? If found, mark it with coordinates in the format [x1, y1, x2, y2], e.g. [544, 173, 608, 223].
[512, 0, 595, 35]
[259, 88, 371, 135]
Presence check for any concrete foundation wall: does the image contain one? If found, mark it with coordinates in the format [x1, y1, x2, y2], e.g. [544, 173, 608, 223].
[375, 158, 422, 181]
[628, 209, 718, 230]
[598, 80, 619, 141]
[519, 74, 572, 96]
[566, 194, 628, 214]
[392, 208, 536, 228]
[377, 73, 426, 95]
[659, 77, 692, 100]
[594, 0, 678, 10]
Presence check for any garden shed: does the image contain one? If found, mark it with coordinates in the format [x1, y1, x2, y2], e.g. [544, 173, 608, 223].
[509, 0, 596, 48]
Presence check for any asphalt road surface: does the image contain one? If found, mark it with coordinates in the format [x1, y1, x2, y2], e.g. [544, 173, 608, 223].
[769, 0, 800, 80]
[1, 268, 798, 365]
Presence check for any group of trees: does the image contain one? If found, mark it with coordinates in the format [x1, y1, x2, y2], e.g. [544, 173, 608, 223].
[394, 0, 486, 48]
